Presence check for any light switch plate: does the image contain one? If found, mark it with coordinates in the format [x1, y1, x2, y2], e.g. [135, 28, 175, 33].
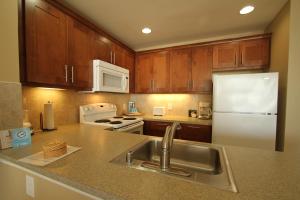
[26, 175, 35, 198]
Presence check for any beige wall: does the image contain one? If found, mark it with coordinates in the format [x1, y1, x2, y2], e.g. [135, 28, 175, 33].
[0, 161, 96, 200]
[265, 2, 290, 151]
[284, 0, 300, 154]
[131, 94, 211, 116]
[23, 87, 130, 130]
[0, 0, 20, 82]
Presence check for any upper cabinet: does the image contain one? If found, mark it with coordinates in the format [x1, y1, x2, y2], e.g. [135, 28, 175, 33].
[67, 17, 93, 90]
[213, 37, 270, 71]
[239, 38, 270, 69]
[25, 0, 68, 87]
[212, 42, 239, 70]
[170, 48, 192, 93]
[135, 51, 170, 93]
[191, 46, 213, 92]
[23, 0, 134, 90]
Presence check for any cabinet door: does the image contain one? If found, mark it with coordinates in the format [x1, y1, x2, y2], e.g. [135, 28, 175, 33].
[191, 46, 213, 93]
[213, 42, 239, 70]
[152, 51, 170, 93]
[178, 124, 212, 143]
[135, 54, 153, 93]
[25, 0, 67, 86]
[113, 43, 126, 67]
[170, 48, 192, 92]
[240, 38, 270, 69]
[90, 31, 112, 63]
[143, 121, 179, 138]
[67, 17, 93, 90]
[125, 52, 135, 93]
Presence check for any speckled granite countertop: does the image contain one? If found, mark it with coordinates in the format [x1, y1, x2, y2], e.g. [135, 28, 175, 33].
[142, 115, 212, 126]
[0, 124, 299, 200]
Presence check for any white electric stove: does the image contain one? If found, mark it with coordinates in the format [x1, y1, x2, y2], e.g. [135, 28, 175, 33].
[80, 103, 144, 134]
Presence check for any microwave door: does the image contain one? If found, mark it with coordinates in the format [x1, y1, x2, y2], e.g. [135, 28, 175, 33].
[99, 68, 127, 93]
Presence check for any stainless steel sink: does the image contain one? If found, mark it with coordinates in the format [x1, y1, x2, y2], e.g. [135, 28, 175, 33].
[111, 138, 238, 193]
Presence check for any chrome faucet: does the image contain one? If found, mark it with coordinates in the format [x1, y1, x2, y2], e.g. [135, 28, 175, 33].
[160, 122, 181, 171]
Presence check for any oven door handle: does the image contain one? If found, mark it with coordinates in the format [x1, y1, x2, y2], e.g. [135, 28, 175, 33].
[117, 121, 144, 132]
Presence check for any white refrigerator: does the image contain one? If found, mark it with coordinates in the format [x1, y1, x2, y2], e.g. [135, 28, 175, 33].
[212, 72, 278, 150]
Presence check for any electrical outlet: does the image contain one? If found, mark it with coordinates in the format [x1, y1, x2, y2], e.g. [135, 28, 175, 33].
[26, 175, 35, 198]
[167, 103, 173, 110]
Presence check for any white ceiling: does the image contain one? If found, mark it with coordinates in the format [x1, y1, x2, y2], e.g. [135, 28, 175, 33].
[62, 0, 288, 51]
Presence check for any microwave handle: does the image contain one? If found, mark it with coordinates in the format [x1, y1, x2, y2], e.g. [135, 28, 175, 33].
[123, 76, 128, 91]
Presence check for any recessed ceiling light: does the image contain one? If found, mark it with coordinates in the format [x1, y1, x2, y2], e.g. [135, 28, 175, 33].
[240, 5, 255, 15]
[142, 27, 151, 34]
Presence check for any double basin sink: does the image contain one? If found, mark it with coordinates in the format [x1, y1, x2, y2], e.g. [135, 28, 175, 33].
[111, 138, 238, 193]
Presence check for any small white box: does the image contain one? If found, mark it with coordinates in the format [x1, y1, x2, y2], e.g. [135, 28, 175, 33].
[0, 130, 12, 149]
[153, 107, 166, 116]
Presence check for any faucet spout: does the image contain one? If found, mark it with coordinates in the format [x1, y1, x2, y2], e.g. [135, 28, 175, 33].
[160, 122, 181, 171]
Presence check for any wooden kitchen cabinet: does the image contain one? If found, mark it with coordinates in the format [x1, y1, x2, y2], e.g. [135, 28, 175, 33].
[143, 121, 212, 143]
[177, 124, 212, 143]
[135, 51, 170, 93]
[135, 54, 153, 93]
[67, 17, 93, 90]
[212, 42, 239, 70]
[25, 0, 68, 86]
[170, 48, 192, 93]
[90, 31, 112, 63]
[191, 46, 213, 93]
[239, 38, 270, 69]
[124, 52, 135, 93]
[112, 43, 127, 68]
[143, 121, 177, 138]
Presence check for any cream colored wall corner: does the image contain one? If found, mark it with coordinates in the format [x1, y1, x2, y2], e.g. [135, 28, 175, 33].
[265, 2, 290, 151]
[284, 0, 300, 154]
[0, 0, 20, 82]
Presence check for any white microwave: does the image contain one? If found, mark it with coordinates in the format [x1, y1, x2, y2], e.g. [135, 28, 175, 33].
[92, 60, 129, 93]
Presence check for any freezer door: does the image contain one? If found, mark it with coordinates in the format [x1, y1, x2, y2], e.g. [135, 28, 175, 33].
[212, 112, 277, 150]
[213, 73, 278, 114]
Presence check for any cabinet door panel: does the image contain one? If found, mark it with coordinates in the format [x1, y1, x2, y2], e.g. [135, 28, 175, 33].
[170, 48, 192, 92]
[179, 124, 212, 143]
[240, 38, 270, 68]
[67, 17, 92, 90]
[91, 32, 112, 63]
[153, 51, 170, 93]
[125, 52, 135, 93]
[135, 54, 153, 93]
[113, 43, 126, 67]
[191, 46, 213, 93]
[143, 121, 179, 138]
[26, 0, 67, 85]
[213, 43, 239, 69]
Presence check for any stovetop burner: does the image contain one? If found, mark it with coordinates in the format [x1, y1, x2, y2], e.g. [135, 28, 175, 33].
[113, 116, 124, 119]
[110, 121, 122, 124]
[123, 117, 137, 120]
[94, 119, 111, 123]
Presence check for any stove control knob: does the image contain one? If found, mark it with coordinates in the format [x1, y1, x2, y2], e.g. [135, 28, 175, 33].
[84, 107, 90, 112]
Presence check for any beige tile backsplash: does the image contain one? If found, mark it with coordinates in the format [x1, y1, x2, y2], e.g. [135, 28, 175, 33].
[130, 94, 212, 116]
[22, 87, 130, 130]
[0, 82, 23, 130]
[22, 86, 211, 130]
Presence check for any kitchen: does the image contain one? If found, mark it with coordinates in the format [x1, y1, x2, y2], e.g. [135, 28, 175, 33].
[0, 0, 300, 199]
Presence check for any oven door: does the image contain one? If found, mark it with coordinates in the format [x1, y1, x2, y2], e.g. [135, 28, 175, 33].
[116, 121, 144, 134]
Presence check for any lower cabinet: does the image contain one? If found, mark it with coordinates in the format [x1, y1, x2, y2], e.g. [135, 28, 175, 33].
[143, 121, 212, 143]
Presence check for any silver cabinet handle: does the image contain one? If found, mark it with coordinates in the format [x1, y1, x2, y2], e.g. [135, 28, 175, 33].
[71, 66, 74, 83]
[64, 65, 68, 83]
[110, 51, 113, 63]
